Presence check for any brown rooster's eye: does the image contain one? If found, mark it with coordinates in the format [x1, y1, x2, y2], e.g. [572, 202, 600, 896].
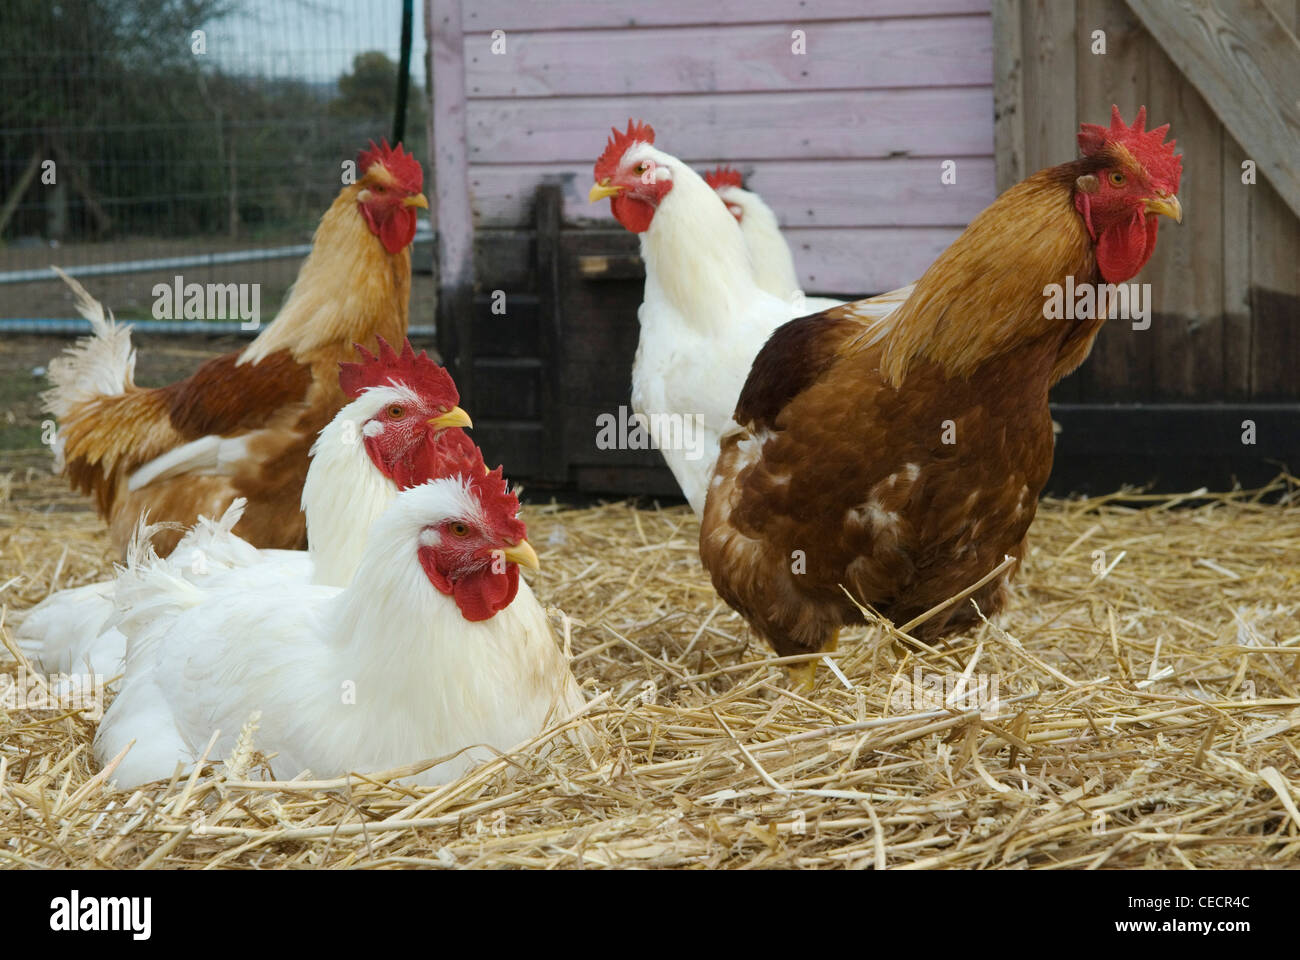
[1108, 171, 1126, 187]
[448, 522, 470, 538]
[388, 404, 405, 418]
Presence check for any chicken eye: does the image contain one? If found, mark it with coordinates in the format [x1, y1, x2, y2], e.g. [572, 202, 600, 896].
[388, 404, 405, 418]
[634, 163, 648, 174]
[448, 522, 470, 538]
[1108, 171, 1126, 187]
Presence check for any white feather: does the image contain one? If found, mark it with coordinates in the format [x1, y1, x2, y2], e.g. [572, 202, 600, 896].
[95, 479, 585, 788]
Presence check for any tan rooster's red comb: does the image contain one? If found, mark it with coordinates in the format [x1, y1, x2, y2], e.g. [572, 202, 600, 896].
[1078, 105, 1182, 193]
[594, 119, 655, 183]
[338, 336, 458, 402]
[358, 139, 424, 194]
[702, 166, 745, 191]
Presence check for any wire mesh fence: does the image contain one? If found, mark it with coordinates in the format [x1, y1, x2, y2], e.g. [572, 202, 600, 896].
[0, 0, 432, 325]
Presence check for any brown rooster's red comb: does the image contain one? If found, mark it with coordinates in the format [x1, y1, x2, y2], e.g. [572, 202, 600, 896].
[466, 464, 528, 543]
[594, 120, 655, 183]
[702, 165, 745, 191]
[358, 139, 424, 194]
[1078, 105, 1182, 193]
[338, 336, 458, 403]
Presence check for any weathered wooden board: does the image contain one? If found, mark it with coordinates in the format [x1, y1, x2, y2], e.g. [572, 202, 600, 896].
[464, 0, 991, 32]
[1127, 0, 1300, 220]
[468, 159, 996, 229]
[463, 17, 993, 98]
[466, 88, 995, 163]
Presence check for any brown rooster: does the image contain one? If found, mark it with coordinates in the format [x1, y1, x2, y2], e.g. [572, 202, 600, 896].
[700, 106, 1183, 686]
[44, 140, 429, 556]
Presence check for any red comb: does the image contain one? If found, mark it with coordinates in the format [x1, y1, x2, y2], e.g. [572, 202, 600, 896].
[703, 165, 744, 191]
[466, 465, 528, 542]
[338, 336, 458, 403]
[594, 120, 655, 183]
[1078, 105, 1182, 193]
[357, 139, 423, 194]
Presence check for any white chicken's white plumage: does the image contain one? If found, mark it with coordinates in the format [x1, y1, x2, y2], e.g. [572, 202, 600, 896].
[710, 180, 844, 315]
[95, 477, 585, 788]
[594, 136, 803, 515]
[15, 382, 450, 682]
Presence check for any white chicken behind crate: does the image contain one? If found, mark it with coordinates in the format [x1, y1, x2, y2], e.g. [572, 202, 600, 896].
[96, 470, 586, 789]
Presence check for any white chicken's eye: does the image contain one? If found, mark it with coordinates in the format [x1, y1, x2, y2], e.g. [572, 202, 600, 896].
[634, 163, 647, 174]
[388, 404, 405, 418]
[448, 522, 470, 538]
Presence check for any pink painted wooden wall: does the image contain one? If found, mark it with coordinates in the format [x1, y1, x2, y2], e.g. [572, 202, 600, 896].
[437, 0, 995, 294]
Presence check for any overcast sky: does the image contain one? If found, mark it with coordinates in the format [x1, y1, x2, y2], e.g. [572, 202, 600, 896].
[206, 0, 427, 84]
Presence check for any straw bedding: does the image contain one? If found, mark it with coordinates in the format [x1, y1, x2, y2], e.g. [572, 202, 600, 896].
[2, 457, 1298, 869]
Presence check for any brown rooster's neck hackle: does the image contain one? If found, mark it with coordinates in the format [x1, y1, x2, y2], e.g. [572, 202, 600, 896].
[239, 184, 411, 368]
[863, 160, 1102, 388]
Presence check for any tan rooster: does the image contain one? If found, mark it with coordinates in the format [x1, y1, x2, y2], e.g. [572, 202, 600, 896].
[44, 140, 430, 556]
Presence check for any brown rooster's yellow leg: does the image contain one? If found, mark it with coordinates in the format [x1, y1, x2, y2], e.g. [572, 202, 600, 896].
[786, 630, 839, 691]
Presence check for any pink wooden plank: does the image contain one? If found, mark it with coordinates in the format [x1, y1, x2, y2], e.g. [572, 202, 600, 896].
[468, 159, 995, 228]
[429, 0, 474, 290]
[463, 17, 993, 97]
[463, 0, 992, 31]
[786, 227, 960, 294]
[467, 87, 994, 162]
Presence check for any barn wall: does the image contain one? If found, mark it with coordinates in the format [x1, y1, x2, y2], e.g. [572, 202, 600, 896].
[994, 0, 1300, 404]
[451, 0, 996, 295]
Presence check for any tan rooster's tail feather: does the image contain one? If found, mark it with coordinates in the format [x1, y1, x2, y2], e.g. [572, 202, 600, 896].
[42, 267, 137, 421]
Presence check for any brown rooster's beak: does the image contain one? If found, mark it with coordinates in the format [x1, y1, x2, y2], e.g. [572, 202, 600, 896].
[589, 180, 623, 203]
[428, 406, 472, 430]
[501, 539, 540, 571]
[403, 192, 429, 209]
[1146, 193, 1182, 223]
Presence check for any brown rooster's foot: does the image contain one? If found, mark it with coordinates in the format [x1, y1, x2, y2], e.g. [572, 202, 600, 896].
[787, 659, 819, 691]
[786, 630, 839, 691]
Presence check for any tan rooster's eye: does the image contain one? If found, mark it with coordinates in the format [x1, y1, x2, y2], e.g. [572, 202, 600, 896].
[388, 404, 405, 418]
[1108, 171, 1126, 187]
[448, 522, 470, 538]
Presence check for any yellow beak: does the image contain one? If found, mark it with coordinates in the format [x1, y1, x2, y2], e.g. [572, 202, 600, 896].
[403, 192, 430, 209]
[1146, 193, 1182, 223]
[589, 180, 623, 203]
[501, 539, 540, 571]
[428, 406, 472, 430]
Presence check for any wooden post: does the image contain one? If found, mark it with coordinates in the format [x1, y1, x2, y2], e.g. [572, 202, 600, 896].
[534, 182, 566, 483]
[428, 0, 476, 408]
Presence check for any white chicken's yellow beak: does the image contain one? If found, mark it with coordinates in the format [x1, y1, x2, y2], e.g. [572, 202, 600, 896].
[501, 539, 540, 571]
[403, 192, 429, 209]
[428, 406, 472, 430]
[1145, 193, 1182, 223]
[589, 180, 623, 203]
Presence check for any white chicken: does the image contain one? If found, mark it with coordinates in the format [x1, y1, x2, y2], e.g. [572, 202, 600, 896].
[95, 470, 585, 788]
[588, 121, 807, 514]
[16, 338, 474, 684]
[702, 165, 844, 314]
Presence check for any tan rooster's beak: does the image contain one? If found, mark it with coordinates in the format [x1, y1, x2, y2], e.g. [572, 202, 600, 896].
[428, 406, 472, 430]
[501, 539, 540, 571]
[1146, 193, 1182, 223]
[589, 180, 623, 203]
[403, 192, 430, 209]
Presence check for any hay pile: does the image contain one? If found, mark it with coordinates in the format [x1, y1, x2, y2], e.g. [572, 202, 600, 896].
[2, 459, 1299, 869]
